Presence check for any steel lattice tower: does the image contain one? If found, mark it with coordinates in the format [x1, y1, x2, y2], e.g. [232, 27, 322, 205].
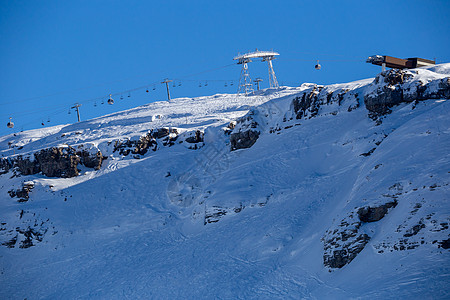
[237, 58, 254, 96]
[234, 50, 280, 95]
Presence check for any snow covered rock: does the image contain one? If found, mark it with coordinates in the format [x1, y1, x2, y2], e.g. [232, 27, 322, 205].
[230, 112, 260, 151]
[364, 69, 450, 116]
[357, 201, 398, 223]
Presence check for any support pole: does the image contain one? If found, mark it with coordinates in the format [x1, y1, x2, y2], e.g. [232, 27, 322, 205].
[266, 58, 279, 88]
[71, 104, 82, 122]
[161, 79, 173, 102]
[237, 60, 254, 96]
[382, 63, 386, 72]
[254, 78, 263, 91]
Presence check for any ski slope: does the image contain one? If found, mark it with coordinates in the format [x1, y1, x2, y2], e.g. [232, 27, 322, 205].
[1, 65, 449, 299]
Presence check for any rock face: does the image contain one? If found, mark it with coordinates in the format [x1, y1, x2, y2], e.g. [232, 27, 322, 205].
[364, 69, 450, 115]
[230, 129, 260, 151]
[230, 114, 260, 151]
[0, 146, 105, 178]
[76, 149, 104, 170]
[35, 147, 81, 178]
[291, 84, 358, 120]
[113, 127, 182, 157]
[323, 201, 397, 269]
[8, 181, 34, 202]
[185, 130, 204, 144]
[357, 201, 398, 222]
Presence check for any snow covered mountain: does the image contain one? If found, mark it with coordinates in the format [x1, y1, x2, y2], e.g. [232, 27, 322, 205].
[1, 64, 449, 299]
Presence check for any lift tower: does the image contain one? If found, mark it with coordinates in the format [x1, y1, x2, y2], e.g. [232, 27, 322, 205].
[234, 50, 280, 95]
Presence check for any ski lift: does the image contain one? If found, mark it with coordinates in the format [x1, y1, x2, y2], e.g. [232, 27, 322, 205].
[101, 99, 105, 105]
[230, 81, 234, 86]
[47, 117, 50, 123]
[199, 83, 202, 87]
[315, 60, 321, 70]
[120, 95, 124, 100]
[205, 81, 208, 86]
[41, 121, 45, 126]
[146, 88, 149, 93]
[94, 101, 97, 107]
[224, 82, 228, 87]
[68, 109, 71, 114]
[128, 92, 131, 98]
[178, 82, 181, 87]
[153, 86, 156, 90]
[7, 117, 14, 129]
[107, 94, 114, 105]
[173, 82, 176, 88]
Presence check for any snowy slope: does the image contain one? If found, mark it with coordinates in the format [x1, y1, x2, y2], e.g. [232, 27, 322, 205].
[1, 65, 449, 299]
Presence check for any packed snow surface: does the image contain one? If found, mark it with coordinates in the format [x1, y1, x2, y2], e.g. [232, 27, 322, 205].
[1, 64, 449, 299]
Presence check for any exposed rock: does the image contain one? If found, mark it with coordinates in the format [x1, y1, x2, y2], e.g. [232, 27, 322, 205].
[185, 130, 204, 143]
[357, 201, 397, 222]
[77, 149, 104, 170]
[364, 69, 450, 115]
[230, 113, 260, 151]
[1, 146, 105, 178]
[34, 147, 80, 178]
[438, 238, 450, 249]
[291, 85, 355, 120]
[230, 130, 260, 151]
[324, 200, 398, 269]
[113, 127, 180, 156]
[324, 234, 370, 269]
[13, 155, 40, 176]
[8, 181, 34, 202]
[0, 157, 13, 175]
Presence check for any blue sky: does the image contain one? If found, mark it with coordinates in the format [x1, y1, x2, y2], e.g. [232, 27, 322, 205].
[1, 0, 449, 137]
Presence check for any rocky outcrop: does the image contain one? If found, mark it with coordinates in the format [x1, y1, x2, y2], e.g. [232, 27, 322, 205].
[8, 181, 34, 202]
[364, 69, 450, 115]
[185, 130, 204, 144]
[113, 127, 181, 157]
[0, 146, 105, 178]
[291, 84, 358, 120]
[357, 201, 398, 222]
[230, 113, 260, 151]
[76, 149, 104, 170]
[230, 129, 260, 151]
[34, 147, 81, 178]
[323, 200, 397, 269]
